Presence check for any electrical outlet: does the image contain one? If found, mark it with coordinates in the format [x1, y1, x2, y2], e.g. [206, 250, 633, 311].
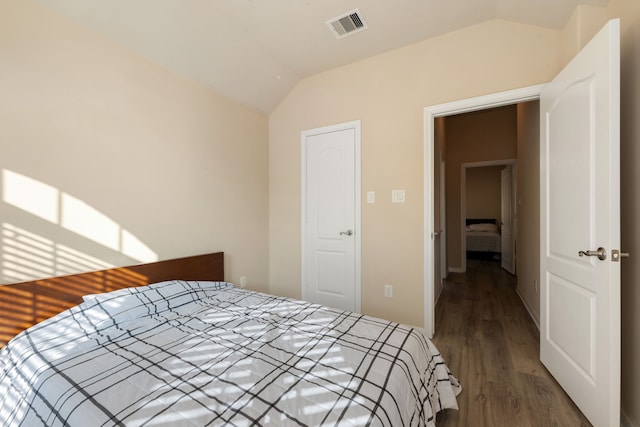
[384, 284, 393, 298]
[533, 279, 538, 293]
[240, 276, 247, 288]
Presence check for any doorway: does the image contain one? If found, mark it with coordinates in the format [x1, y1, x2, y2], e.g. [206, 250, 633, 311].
[423, 85, 543, 337]
[461, 160, 517, 274]
[426, 20, 620, 426]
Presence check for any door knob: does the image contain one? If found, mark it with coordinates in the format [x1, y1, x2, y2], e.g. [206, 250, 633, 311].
[339, 230, 353, 236]
[578, 247, 607, 261]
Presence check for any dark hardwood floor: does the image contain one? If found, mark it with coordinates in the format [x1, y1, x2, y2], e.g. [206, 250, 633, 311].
[433, 259, 592, 427]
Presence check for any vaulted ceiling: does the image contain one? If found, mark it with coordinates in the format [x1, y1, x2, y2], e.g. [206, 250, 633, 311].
[35, 0, 609, 113]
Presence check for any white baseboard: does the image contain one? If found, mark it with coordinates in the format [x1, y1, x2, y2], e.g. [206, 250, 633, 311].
[622, 409, 638, 427]
[515, 287, 540, 330]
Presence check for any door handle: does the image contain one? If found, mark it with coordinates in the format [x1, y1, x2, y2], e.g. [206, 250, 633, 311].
[339, 230, 353, 236]
[578, 247, 607, 261]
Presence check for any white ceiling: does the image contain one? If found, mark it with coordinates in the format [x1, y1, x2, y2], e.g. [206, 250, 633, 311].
[34, 0, 609, 114]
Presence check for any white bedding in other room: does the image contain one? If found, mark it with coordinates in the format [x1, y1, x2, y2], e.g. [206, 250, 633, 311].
[0, 280, 461, 427]
[466, 230, 501, 252]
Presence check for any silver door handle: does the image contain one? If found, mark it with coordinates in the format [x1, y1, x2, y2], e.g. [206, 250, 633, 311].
[339, 230, 353, 236]
[578, 247, 607, 261]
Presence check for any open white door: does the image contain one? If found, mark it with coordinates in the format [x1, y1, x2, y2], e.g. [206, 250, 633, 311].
[501, 165, 515, 274]
[540, 19, 620, 427]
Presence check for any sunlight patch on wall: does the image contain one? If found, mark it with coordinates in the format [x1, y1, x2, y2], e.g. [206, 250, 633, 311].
[55, 243, 114, 276]
[2, 170, 59, 223]
[61, 193, 120, 251]
[1, 223, 114, 282]
[121, 230, 158, 264]
[2, 224, 55, 282]
[1, 169, 158, 283]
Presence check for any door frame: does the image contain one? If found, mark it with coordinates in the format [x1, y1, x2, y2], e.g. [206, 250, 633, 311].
[423, 84, 545, 337]
[301, 120, 362, 313]
[500, 164, 517, 274]
[460, 159, 517, 273]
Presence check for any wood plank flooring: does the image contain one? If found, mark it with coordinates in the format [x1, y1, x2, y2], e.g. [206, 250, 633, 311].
[433, 259, 592, 427]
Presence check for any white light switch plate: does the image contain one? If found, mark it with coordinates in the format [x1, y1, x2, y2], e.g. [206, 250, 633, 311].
[392, 190, 405, 203]
[367, 191, 375, 203]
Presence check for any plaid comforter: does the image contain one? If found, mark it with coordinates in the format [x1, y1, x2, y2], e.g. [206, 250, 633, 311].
[0, 280, 460, 426]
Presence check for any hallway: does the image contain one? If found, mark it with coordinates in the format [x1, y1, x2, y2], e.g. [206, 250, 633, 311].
[433, 260, 591, 426]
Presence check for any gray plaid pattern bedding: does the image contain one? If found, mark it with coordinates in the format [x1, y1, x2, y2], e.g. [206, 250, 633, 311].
[0, 280, 460, 426]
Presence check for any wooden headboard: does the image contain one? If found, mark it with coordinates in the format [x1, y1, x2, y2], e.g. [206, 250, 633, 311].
[466, 218, 497, 226]
[0, 252, 224, 347]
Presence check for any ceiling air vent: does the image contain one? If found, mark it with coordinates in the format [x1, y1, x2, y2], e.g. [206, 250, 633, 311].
[326, 9, 368, 39]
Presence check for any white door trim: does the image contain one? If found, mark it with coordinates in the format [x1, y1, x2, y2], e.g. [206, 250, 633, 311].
[423, 84, 545, 337]
[301, 120, 362, 313]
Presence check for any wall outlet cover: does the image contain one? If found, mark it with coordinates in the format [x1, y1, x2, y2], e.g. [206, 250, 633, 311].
[392, 190, 405, 203]
[384, 284, 393, 298]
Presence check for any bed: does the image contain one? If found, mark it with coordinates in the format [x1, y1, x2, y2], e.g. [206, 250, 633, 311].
[0, 252, 461, 426]
[465, 218, 501, 257]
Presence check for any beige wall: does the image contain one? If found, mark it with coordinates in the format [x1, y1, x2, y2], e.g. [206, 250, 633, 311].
[515, 101, 540, 326]
[1, 1, 270, 290]
[269, 21, 563, 327]
[465, 166, 503, 221]
[444, 106, 517, 271]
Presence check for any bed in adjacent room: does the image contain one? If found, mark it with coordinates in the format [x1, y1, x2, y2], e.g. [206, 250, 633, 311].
[465, 218, 501, 258]
[0, 252, 461, 426]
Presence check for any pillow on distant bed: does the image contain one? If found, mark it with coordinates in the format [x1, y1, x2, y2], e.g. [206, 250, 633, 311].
[466, 223, 499, 233]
